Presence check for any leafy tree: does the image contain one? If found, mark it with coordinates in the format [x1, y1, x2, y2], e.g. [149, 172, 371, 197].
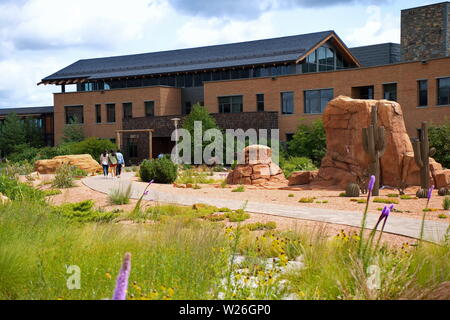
[23, 117, 44, 148]
[0, 113, 26, 156]
[62, 120, 85, 143]
[182, 104, 220, 163]
[287, 119, 326, 167]
[429, 121, 450, 169]
[71, 137, 117, 160]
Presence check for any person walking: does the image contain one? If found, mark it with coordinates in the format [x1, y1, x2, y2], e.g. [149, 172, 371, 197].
[100, 151, 109, 177]
[116, 149, 125, 178]
[108, 150, 118, 179]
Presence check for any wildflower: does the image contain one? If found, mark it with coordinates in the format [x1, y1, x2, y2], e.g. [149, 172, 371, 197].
[368, 175, 376, 193]
[427, 185, 434, 201]
[359, 175, 377, 253]
[105, 272, 112, 280]
[112, 253, 132, 300]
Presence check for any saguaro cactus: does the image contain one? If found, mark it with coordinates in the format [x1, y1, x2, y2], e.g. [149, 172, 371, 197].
[413, 121, 436, 190]
[362, 105, 386, 196]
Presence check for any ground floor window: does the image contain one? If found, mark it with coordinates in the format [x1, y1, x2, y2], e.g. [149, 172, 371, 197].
[127, 136, 139, 158]
[65, 105, 84, 124]
[145, 101, 155, 117]
[184, 102, 192, 115]
[383, 83, 397, 102]
[437, 77, 450, 105]
[418, 80, 428, 107]
[106, 104, 116, 123]
[304, 89, 333, 114]
[281, 92, 294, 114]
[218, 96, 243, 113]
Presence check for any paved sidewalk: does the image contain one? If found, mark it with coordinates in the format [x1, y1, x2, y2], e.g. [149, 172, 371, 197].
[83, 173, 449, 243]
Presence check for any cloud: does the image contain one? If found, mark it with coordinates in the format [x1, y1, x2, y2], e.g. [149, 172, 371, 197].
[167, 0, 390, 19]
[344, 5, 400, 46]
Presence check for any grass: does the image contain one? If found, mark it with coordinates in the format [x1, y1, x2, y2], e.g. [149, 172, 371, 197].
[108, 184, 132, 205]
[43, 189, 62, 197]
[231, 185, 245, 193]
[288, 194, 295, 198]
[400, 195, 416, 200]
[176, 169, 216, 185]
[52, 164, 75, 189]
[245, 222, 277, 231]
[350, 199, 367, 204]
[373, 197, 399, 204]
[443, 197, 450, 210]
[387, 194, 399, 198]
[299, 197, 315, 203]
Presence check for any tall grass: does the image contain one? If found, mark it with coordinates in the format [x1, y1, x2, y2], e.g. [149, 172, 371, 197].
[108, 184, 132, 205]
[52, 163, 75, 189]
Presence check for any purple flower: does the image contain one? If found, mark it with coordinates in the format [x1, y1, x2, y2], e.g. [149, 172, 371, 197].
[427, 185, 434, 200]
[148, 180, 154, 186]
[112, 253, 132, 300]
[144, 191, 149, 196]
[368, 175, 376, 192]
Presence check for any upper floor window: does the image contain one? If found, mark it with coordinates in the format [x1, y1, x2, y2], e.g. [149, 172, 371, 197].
[304, 89, 334, 114]
[418, 80, 428, 107]
[145, 101, 155, 117]
[123, 103, 132, 120]
[106, 104, 116, 123]
[281, 92, 294, 115]
[95, 104, 101, 123]
[383, 83, 397, 102]
[65, 105, 84, 124]
[218, 96, 243, 113]
[256, 94, 265, 112]
[437, 77, 450, 105]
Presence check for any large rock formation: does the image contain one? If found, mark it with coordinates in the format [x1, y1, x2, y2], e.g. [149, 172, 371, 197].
[226, 145, 288, 186]
[315, 96, 446, 188]
[35, 154, 102, 175]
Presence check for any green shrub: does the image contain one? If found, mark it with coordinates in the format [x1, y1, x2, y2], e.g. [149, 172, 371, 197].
[0, 174, 45, 202]
[203, 214, 227, 222]
[139, 158, 178, 184]
[108, 184, 132, 205]
[226, 210, 250, 222]
[443, 197, 450, 210]
[387, 194, 399, 198]
[279, 156, 317, 178]
[245, 221, 277, 231]
[373, 197, 399, 204]
[231, 185, 245, 193]
[62, 122, 85, 143]
[288, 194, 295, 198]
[1, 161, 34, 177]
[428, 121, 450, 169]
[52, 163, 75, 188]
[400, 195, 416, 200]
[70, 166, 88, 177]
[43, 189, 62, 197]
[52, 200, 118, 223]
[71, 137, 117, 160]
[176, 169, 216, 184]
[299, 197, 315, 203]
[287, 119, 326, 166]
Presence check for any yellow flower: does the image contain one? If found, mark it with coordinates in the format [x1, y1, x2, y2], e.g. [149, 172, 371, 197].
[167, 288, 175, 296]
[105, 272, 112, 279]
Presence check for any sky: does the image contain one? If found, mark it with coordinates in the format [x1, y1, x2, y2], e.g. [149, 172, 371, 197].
[0, 0, 439, 108]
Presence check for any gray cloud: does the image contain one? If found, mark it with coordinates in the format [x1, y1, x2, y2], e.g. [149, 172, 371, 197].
[167, 0, 391, 19]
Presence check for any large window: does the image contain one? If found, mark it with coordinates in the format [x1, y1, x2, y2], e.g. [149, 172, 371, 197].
[383, 83, 397, 102]
[65, 106, 84, 124]
[184, 102, 192, 115]
[281, 92, 294, 115]
[145, 101, 155, 117]
[304, 89, 334, 114]
[95, 104, 101, 123]
[218, 96, 243, 113]
[256, 94, 265, 112]
[352, 86, 374, 100]
[418, 80, 428, 107]
[123, 103, 132, 120]
[106, 104, 116, 123]
[437, 77, 450, 105]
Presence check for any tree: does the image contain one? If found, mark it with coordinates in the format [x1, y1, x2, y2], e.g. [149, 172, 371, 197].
[429, 121, 450, 169]
[23, 117, 44, 148]
[0, 113, 26, 156]
[287, 119, 326, 167]
[71, 137, 117, 160]
[62, 121, 85, 143]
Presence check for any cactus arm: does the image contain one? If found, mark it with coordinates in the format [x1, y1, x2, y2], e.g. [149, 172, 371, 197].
[376, 126, 386, 156]
[413, 140, 424, 168]
[367, 125, 376, 158]
[430, 147, 436, 157]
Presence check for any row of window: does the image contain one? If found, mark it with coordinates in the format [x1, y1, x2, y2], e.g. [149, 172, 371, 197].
[301, 45, 352, 73]
[77, 64, 297, 92]
[218, 89, 334, 115]
[65, 101, 155, 124]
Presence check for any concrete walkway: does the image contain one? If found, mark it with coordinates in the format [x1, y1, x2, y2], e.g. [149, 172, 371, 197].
[83, 173, 449, 243]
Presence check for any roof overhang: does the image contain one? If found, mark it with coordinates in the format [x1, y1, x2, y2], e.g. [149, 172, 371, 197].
[37, 78, 89, 86]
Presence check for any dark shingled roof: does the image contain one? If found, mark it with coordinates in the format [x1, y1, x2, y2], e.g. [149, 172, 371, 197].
[350, 43, 400, 67]
[0, 106, 54, 116]
[42, 31, 335, 81]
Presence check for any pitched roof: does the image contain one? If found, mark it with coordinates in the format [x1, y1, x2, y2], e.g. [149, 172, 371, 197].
[42, 31, 337, 82]
[0, 106, 54, 116]
[350, 43, 400, 67]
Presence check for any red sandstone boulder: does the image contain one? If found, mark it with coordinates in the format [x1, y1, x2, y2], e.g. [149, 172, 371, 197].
[317, 96, 443, 188]
[434, 170, 450, 188]
[288, 171, 318, 186]
[244, 145, 272, 164]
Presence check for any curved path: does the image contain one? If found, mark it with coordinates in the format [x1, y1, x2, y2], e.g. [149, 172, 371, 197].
[83, 173, 449, 243]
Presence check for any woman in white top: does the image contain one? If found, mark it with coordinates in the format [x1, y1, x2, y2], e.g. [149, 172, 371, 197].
[100, 151, 109, 177]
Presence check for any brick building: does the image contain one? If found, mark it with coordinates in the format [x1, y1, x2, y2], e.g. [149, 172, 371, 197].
[37, 2, 450, 162]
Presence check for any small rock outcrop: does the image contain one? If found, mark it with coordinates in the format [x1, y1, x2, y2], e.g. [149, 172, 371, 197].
[315, 96, 445, 188]
[35, 154, 102, 175]
[0, 192, 10, 205]
[226, 145, 288, 186]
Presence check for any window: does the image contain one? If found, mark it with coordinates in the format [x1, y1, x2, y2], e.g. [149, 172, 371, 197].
[437, 77, 450, 105]
[286, 133, 294, 142]
[106, 104, 116, 123]
[304, 89, 334, 114]
[65, 106, 84, 124]
[95, 104, 101, 123]
[352, 86, 374, 99]
[256, 94, 265, 112]
[302, 50, 317, 73]
[193, 74, 202, 87]
[281, 92, 294, 114]
[127, 137, 138, 158]
[184, 102, 192, 115]
[123, 103, 132, 120]
[218, 96, 243, 113]
[145, 101, 155, 117]
[418, 80, 428, 107]
[383, 83, 397, 102]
